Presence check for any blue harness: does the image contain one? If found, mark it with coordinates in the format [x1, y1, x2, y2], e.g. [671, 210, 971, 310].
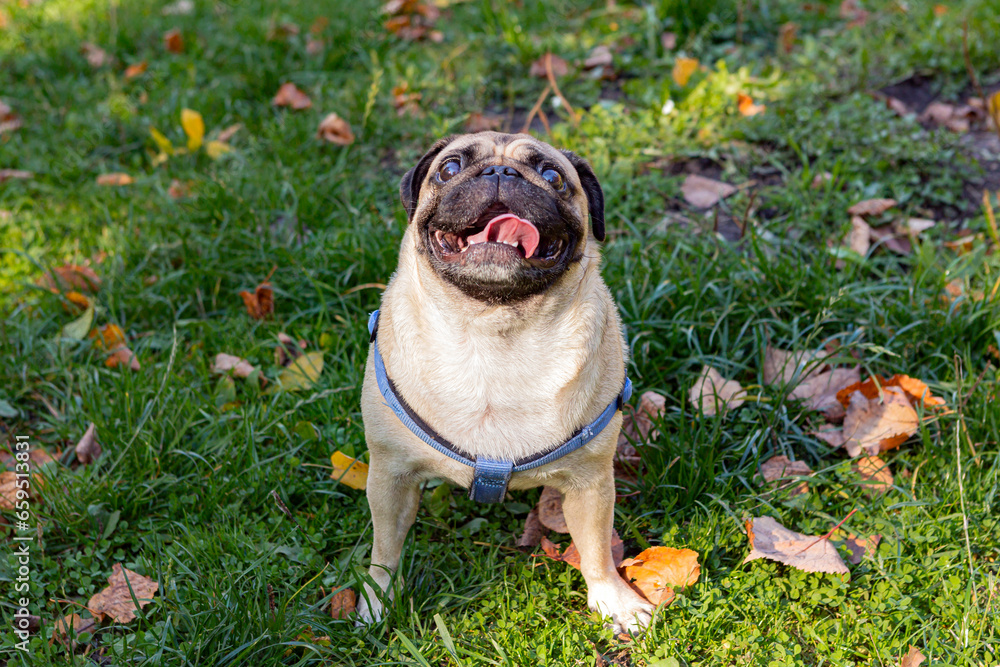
[368, 309, 632, 503]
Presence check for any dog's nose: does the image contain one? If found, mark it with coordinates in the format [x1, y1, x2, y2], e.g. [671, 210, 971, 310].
[479, 165, 521, 180]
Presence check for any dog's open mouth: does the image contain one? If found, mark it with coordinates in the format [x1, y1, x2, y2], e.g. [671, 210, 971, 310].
[430, 206, 568, 267]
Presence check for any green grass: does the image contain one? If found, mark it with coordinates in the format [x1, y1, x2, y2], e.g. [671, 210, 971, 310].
[2, 0, 1000, 665]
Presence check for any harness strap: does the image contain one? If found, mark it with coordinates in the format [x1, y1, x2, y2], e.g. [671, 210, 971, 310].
[368, 309, 630, 503]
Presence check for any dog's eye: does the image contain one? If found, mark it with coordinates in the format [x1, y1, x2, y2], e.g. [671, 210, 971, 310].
[541, 168, 565, 191]
[437, 159, 461, 183]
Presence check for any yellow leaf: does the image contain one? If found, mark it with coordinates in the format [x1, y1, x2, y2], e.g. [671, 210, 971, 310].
[181, 108, 204, 151]
[61, 303, 95, 341]
[672, 57, 699, 86]
[150, 127, 174, 155]
[267, 351, 324, 393]
[205, 140, 231, 159]
[330, 451, 368, 490]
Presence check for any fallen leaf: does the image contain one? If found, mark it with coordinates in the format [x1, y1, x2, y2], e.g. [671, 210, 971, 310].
[181, 108, 204, 151]
[0, 99, 22, 134]
[38, 264, 102, 292]
[306, 38, 324, 55]
[150, 127, 174, 155]
[898, 217, 935, 236]
[855, 455, 893, 495]
[869, 224, 912, 255]
[838, 532, 880, 564]
[465, 112, 504, 133]
[836, 374, 946, 410]
[900, 645, 926, 667]
[274, 333, 307, 367]
[944, 234, 980, 254]
[216, 123, 242, 143]
[619, 390, 667, 444]
[661, 32, 677, 50]
[759, 455, 812, 496]
[789, 367, 861, 421]
[163, 28, 184, 53]
[106, 346, 141, 371]
[167, 179, 189, 199]
[64, 291, 92, 310]
[689, 365, 745, 416]
[266, 21, 300, 41]
[812, 427, 845, 449]
[619, 547, 700, 606]
[75, 422, 102, 464]
[124, 60, 148, 79]
[583, 45, 613, 69]
[672, 57, 699, 86]
[537, 486, 568, 533]
[316, 112, 355, 145]
[778, 22, 797, 53]
[96, 173, 134, 186]
[330, 450, 367, 489]
[763, 345, 826, 386]
[0, 169, 33, 182]
[90, 323, 126, 351]
[737, 93, 766, 117]
[680, 174, 737, 208]
[239, 282, 274, 319]
[846, 215, 871, 256]
[392, 83, 423, 117]
[266, 351, 323, 392]
[88, 563, 158, 623]
[51, 614, 97, 649]
[61, 303, 95, 341]
[847, 198, 897, 216]
[81, 42, 112, 68]
[841, 387, 918, 457]
[743, 516, 849, 574]
[529, 53, 568, 78]
[205, 140, 231, 159]
[517, 507, 546, 548]
[932, 4, 947, 15]
[212, 353, 257, 379]
[272, 82, 312, 110]
[0, 471, 21, 509]
[539, 530, 624, 572]
[329, 588, 356, 619]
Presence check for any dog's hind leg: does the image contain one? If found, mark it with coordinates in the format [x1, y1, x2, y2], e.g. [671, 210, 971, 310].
[356, 461, 421, 624]
[558, 468, 654, 635]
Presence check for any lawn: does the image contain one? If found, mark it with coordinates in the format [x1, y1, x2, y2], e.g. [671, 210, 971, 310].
[1, 0, 999, 665]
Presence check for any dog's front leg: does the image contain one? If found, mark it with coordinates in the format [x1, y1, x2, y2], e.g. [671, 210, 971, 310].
[559, 470, 654, 634]
[356, 460, 421, 624]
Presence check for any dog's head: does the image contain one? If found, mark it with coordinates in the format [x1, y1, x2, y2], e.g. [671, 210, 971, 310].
[399, 132, 605, 303]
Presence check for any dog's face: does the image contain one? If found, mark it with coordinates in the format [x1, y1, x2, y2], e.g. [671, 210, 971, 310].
[400, 132, 605, 302]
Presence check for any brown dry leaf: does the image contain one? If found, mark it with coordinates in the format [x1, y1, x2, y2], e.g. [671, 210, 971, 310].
[96, 173, 134, 186]
[900, 645, 926, 667]
[465, 112, 504, 133]
[51, 614, 97, 649]
[932, 3, 947, 15]
[239, 282, 274, 320]
[0, 169, 34, 182]
[855, 455, 893, 495]
[898, 217, 935, 236]
[316, 112, 355, 145]
[537, 486, 568, 533]
[38, 265, 102, 293]
[88, 563, 158, 623]
[90, 323, 127, 351]
[778, 22, 797, 53]
[812, 426, 845, 449]
[619, 547, 700, 606]
[272, 82, 312, 110]
[759, 455, 812, 496]
[689, 365, 745, 416]
[392, 83, 422, 117]
[266, 21, 300, 41]
[943, 234, 980, 254]
[737, 93, 766, 117]
[167, 179, 190, 199]
[763, 345, 826, 386]
[106, 346, 141, 371]
[681, 174, 737, 208]
[330, 451, 368, 490]
[163, 28, 184, 53]
[275, 333, 307, 367]
[672, 57, 699, 86]
[212, 353, 257, 379]
[517, 507, 546, 548]
[305, 38, 324, 55]
[329, 588, 356, 620]
[75, 422, 102, 465]
[841, 387, 919, 457]
[0, 471, 20, 509]
[529, 53, 568, 78]
[124, 60, 148, 79]
[836, 374, 946, 410]
[539, 530, 624, 572]
[869, 224, 912, 255]
[920, 101, 955, 125]
[846, 215, 871, 256]
[217, 123, 243, 143]
[789, 367, 861, 421]
[847, 198, 896, 217]
[619, 390, 667, 444]
[81, 42, 112, 68]
[743, 516, 849, 574]
[583, 45, 613, 69]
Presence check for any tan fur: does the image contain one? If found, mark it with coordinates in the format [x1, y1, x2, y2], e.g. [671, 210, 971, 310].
[357, 134, 654, 633]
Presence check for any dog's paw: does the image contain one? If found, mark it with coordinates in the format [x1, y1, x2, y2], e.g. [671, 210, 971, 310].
[354, 585, 386, 627]
[588, 580, 654, 635]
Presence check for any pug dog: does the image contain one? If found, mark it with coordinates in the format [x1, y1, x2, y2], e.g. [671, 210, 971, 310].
[356, 132, 653, 634]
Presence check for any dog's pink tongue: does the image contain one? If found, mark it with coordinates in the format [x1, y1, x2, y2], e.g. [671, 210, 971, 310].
[467, 214, 540, 258]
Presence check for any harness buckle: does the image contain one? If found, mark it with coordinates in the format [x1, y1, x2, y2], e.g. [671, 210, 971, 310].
[469, 458, 514, 503]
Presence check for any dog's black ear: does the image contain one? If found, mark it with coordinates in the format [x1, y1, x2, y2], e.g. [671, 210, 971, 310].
[400, 136, 455, 220]
[561, 150, 606, 241]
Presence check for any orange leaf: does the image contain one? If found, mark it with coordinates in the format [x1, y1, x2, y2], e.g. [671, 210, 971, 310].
[539, 531, 624, 572]
[671, 57, 699, 86]
[38, 264, 102, 293]
[835, 374, 946, 410]
[840, 387, 918, 457]
[737, 93, 766, 116]
[329, 588, 356, 619]
[90, 323, 127, 351]
[272, 82, 312, 110]
[619, 546, 700, 606]
[239, 282, 274, 319]
[88, 563, 158, 623]
[163, 28, 184, 53]
[124, 60, 148, 79]
[96, 173, 134, 186]
[316, 113, 355, 145]
[65, 291, 93, 310]
[106, 345, 141, 371]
